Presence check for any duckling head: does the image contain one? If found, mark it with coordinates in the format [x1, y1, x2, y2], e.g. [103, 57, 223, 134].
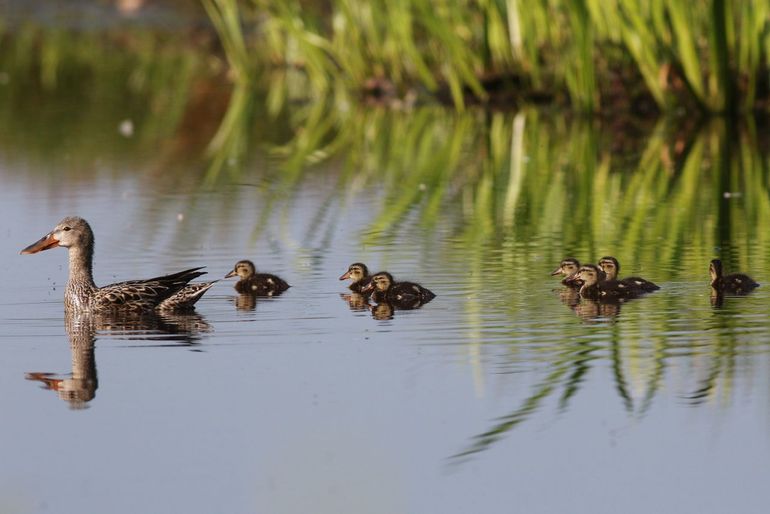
[709, 259, 723, 282]
[551, 258, 580, 277]
[576, 264, 602, 286]
[597, 256, 620, 281]
[225, 260, 256, 279]
[362, 271, 393, 294]
[21, 216, 94, 254]
[339, 262, 369, 282]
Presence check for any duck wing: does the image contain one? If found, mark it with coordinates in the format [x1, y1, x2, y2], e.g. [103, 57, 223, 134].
[389, 282, 435, 304]
[91, 267, 207, 311]
[159, 281, 217, 311]
[620, 276, 659, 292]
[721, 273, 759, 294]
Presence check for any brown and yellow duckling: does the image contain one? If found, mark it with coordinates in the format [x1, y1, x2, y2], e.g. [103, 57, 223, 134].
[574, 264, 640, 301]
[339, 262, 372, 294]
[225, 260, 290, 296]
[550, 258, 583, 288]
[597, 256, 659, 292]
[709, 259, 759, 294]
[361, 271, 435, 306]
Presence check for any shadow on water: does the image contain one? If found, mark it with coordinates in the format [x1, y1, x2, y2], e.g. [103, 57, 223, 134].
[25, 310, 210, 409]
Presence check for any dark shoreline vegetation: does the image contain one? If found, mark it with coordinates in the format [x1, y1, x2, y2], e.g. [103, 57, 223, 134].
[203, 0, 770, 115]
[7, 1, 770, 115]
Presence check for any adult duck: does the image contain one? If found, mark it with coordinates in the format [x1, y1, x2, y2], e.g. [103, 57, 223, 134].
[597, 256, 659, 292]
[709, 259, 759, 294]
[225, 260, 290, 295]
[21, 216, 215, 312]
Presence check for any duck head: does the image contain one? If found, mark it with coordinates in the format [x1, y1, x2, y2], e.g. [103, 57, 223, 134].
[551, 258, 580, 277]
[597, 256, 620, 281]
[709, 259, 723, 282]
[361, 271, 393, 294]
[339, 262, 369, 282]
[225, 260, 256, 279]
[575, 264, 603, 287]
[21, 216, 94, 254]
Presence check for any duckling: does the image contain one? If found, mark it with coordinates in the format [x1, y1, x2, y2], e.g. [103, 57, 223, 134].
[361, 271, 435, 306]
[574, 264, 640, 301]
[597, 256, 659, 292]
[339, 262, 372, 294]
[709, 259, 759, 294]
[224, 260, 290, 295]
[550, 258, 583, 288]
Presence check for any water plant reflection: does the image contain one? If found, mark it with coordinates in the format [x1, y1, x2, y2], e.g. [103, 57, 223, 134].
[25, 310, 210, 409]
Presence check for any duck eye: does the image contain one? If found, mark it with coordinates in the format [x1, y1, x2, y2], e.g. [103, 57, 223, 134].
[63, 227, 71, 231]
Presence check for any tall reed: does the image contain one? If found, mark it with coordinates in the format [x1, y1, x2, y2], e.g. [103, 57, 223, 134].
[213, 0, 770, 113]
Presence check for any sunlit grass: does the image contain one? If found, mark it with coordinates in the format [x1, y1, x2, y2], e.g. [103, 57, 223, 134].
[229, 0, 770, 113]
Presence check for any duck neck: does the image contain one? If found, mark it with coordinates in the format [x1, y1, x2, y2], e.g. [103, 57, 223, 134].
[580, 282, 599, 298]
[710, 268, 721, 287]
[66, 244, 97, 309]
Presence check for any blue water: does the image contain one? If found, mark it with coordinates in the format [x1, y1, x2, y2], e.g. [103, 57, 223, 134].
[1, 155, 769, 514]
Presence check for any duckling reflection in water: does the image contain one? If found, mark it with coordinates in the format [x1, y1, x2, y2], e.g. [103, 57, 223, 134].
[361, 271, 435, 307]
[340, 292, 370, 311]
[597, 256, 659, 292]
[709, 259, 759, 295]
[572, 298, 622, 322]
[370, 302, 395, 320]
[234, 292, 258, 311]
[225, 260, 290, 296]
[339, 263, 373, 295]
[550, 258, 583, 288]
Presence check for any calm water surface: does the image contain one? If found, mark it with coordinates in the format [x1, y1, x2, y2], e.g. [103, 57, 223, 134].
[2, 49, 770, 514]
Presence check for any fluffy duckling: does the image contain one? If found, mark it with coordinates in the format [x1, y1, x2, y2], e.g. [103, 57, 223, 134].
[361, 271, 435, 306]
[339, 262, 372, 294]
[224, 260, 290, 295]
[574, 264, 640, 301]
[550, 258, 583, 288]
[709, 259, 759, 294]
[597, 256, 659, 292]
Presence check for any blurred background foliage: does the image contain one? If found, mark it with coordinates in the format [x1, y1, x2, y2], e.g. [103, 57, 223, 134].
[2, 0, 770, 267]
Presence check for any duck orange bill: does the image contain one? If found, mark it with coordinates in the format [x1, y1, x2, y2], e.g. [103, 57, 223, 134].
[224, 270, 237, 279]
[339, 270, 352, 280]
[20, 233, 59, 254]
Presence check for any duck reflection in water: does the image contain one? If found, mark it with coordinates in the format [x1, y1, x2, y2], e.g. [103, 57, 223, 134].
[571, 298, 622, 322]
[340, 292, 370, 311]
[340, 292, 431, 319]
[26, 310, 211, 409]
